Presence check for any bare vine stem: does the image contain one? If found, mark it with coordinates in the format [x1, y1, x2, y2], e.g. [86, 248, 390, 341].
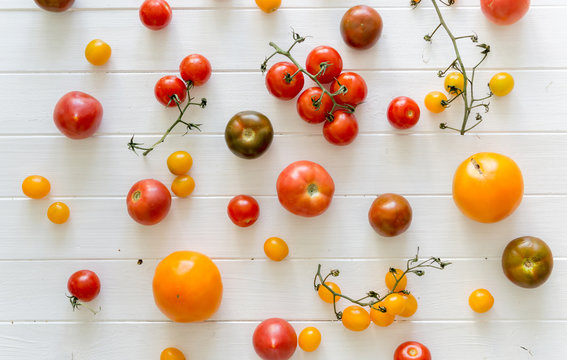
[67, 294, 100, 315]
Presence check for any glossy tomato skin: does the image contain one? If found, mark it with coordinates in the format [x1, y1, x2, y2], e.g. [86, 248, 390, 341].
[305, 46, 343, 84]
[265, 62, 305, 100]
[502, 236, 553, 288]
[34, 0, 74, 12]
[227, 195, 260, 227]
[53, 91, 103, 139]
[387, 96, 421, 130]
[296, 87, 333, 124]
[340, 5, 383, 49]
[153, 251, 223, 322]
[155, 76, 187, 107]
[368, 193, 412, 237]
[127, 179, 172, 225]
[276, 161, 335, 217]
[323, 111, 359, 146]
[331, 72, 367, 106]
[67, 270, 100, 302]
[253, 318, 297, 360]
[140, 0, 172, 30]
[225, 111, 274, 159]
[394, 341, 431, 360]
[481, 0, 530, 25]
[179, 54, 212, 86]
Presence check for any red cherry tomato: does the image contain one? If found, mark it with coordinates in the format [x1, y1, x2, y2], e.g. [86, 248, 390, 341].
[127, 179, 172, 225]
[296, 87, 333, 124]
[394, 341, 431, 360]
[331, 72, 367, 106]
[227, 195, 260, 227]
[154, 76, 187, 107]
[179, 54, 212, 86]
[387, 96, 421, 130]
[67, 270, 100, 302]
[305, 46, 343, 84]
[53, 91, 103, 140]
[265, 62, 305, 100]
[253, 318, 297, 360]
[481, 0, 530, 25]
[323, 111, 359, 146]
[139, 0, 172, 30]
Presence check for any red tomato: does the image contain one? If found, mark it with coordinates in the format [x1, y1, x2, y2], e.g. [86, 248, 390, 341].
[387, 96, 421, 130]
[127, 179, 172, 225]
[53, 91, 103, 139]
[368, 193, 412, 237]
[154, 76, 187, 107]
[227, 195, 260, 227]
[394, 341, 431, 360]
[67, 270, 100, 302]
[481, 0, 530, 25]
[323, 111, 359, 146]
[276, 160, 335, 217]
[296, 87, 333, 124]
[265, 62, 305, 100]
[331, 72, 367, 106]
[340, 5, 383, 49]
[139, 0, 172, 30]
[253, 318, 297, 360]
[305, 46, 343, 84]
[179, 54, 212, 86]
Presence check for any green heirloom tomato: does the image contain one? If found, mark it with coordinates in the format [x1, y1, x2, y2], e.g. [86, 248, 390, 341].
[502, 236, 553, 288]
[225, 111, 273, 159]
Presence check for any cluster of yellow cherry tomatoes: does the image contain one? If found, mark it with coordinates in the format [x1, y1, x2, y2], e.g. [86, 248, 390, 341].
[167, 151, 196, 197]
[22, 175, 70, 224]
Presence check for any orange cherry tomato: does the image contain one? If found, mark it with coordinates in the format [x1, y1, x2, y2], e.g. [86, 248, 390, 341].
[160, 347, 186, 360]
[298, 326, 321, 352]
[424, 91, 447, 113]
[85, 39, 111, 66]
[370, 302, 395, 327]
[167, 151, 193, 175]
[341, 305, 371, 331]
[444, 72, 464, 94]
[171, 175, 195, 198]
[47, 202, 70, 224]
[264, 237, 289, 261]
[469, 289, 494, 313]
[22, 175, 51, 199]
[382, 293, 407, 316]
[317, 282, 341, 304]
[385, 268, 407, 291]
[399, 293, 418, 317]
[255, 0, 281, 13]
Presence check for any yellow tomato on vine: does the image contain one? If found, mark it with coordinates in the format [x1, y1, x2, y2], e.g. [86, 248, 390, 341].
[382, 293, 407, 315]
[318, 282, 341, 304]
[370, 302, 395, 327]
[424, 91, 447, 113]
[385, 268, 407, 291]
[341, 305, 370, 331]
[444, 72, 464, 94]
[399, 293, 418, 317]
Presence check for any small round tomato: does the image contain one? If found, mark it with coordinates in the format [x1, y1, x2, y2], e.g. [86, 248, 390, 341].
[469, 289, 494, 313]
[424, 91, 447, 113]
[444, 72, 465, 94]
[264, 237, 289, 261]
[341, 305, 370, 331]
[171, 175, 195, 198]
[399, 293, 418, 317]
[481, 0, 530, 25]
[318, 282, 341, 304]
[179, 54, 212, 86]
[22, 175, 50, 199]
[34, 0, 74, 12]
[255, 0, 281, 13]
[67, 270, 100, 302]
[297, 87, 333, 124]
[298, 327, 321, 352]
[305, 46, 343, 84]
[160, 347, 185, 360]
[331, 72, 367, 106]
[489, 72, 514, 96]
[253, 318, 297, 360]
[370, 302, 395, 327]
[139, 0, 172, 30]
[265, 62, 305, 101]
[127, 179, 172, 225]
[155, 76, 187, 107]
[368, 193, 412, 237]
[387, 96, 420, 130]
[382, 293, 407, 316]
[84, 39, 111, 66]
[227, 195, 260, 227]
[53, 91, 103, 139]
[167, 151, 193, 175]
[225, 111, 274, 159]
[394, 341, 431, 360]
[385, 268, 407, 291]
[323, 110, 359, 146]
[47, 202, 70, 224]
[502, 236, 553, 288]
[340, 5, 383, 49]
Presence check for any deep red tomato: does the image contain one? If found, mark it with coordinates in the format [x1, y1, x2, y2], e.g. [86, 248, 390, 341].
[53, 91, 103, 139]
[481, 0, 530, 25]
[305, 46, 343, 84]
[227, 195, 260, 227]
[265, 62, 305, 100]
[127, 179, 172, 225]
[154, 76, 187, 107]
[368, 193, 412, 237]
[387, 96, 421, 130]
[323, 111, 359, 146]
[253, 318, 297, 360]
[296, 87, 333, 124]
[139, 0, 172, 30]
[67, 270, 100, 302]
[179, 54, 212, 86]
[34, 0, 74, 12]
[331, 72, 367, 106]
[340, 5, 383, 49]
[276, 160, 335, 217]
[394, 341, 431, 360]
[502, 236, 553, 288]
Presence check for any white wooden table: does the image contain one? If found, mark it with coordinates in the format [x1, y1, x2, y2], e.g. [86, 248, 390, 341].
[0, 0, 565, 358]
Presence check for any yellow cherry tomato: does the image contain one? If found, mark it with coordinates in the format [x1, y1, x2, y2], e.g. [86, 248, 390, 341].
[341, 305, 371, 331]
[171, 175, 195, 198]
[167, 151, 193, 175]
[22, 175, 51, 199]
[399, 293, 418, 317]
[382, 293, 407, 315]
[298, 326, 321, 352]
[47, 202, 70, 224]
[317, 281, 341, 304]
[370, 302, 395, 327]
[264, 237, 289, 261]
[444, 72, 465, 94]
[489, 72, 514, 96]
[85, 39, 111, 66]
[385, 268, 407, 291]
[469, 289, 494, 313]
[160, 347, 186, 360]
[424, 91, 447, 113]
[255, 0, 281, 13]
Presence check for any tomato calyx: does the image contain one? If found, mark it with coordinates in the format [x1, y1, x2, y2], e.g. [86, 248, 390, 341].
[470, 157, 483, 174]
[306, 183, 319, 197]
[132, 190, 142, 202]
[66, 294, 100, 315]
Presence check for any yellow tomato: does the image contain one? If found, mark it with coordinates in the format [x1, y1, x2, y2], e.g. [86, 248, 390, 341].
[84, 39, 111, 66]
[171, 175, 195, 198]
[444, 72, 465, 94]
[382, 293, 407, 315]
[298, 326, 321, 352]
[469, 289, 494, 313]
[47, 202, 70, 224]
[370, 302, 395, 327]
[160, 347, 186, 360]
[22, 175, 51, 199]
[424, 91, 447, 113]
[167, 151, 193, 175]
[489, 72, 514, 96]
[317, 281, 341, 304]
[264, 237, 289, 261]
[399, 293, 418, 317]
[255, 0, 281, 13]
[385, 268, 407, 291]
[341, 305, 370, 331]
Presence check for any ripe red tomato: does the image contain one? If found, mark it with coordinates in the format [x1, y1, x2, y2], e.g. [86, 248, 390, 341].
[265, 62, 305, 100]
[276, 160, 335, 217]
[34, 0, 74, 12]
[227, 195, 260, 227]
[179, 54, 212, 86]
[502, 236, 553, 288]
[394, 341, 431, 360]
[253, 318, 297, 360]
[67, 270, 100, 302]
[331, 72, 367, 106]
[53, 91, 103, 139]
[387, 96, 421, 130]
[305, 46, 343, 84]
[127, 179, 172, 225]
[323, 111, 359, 146]
[368, 193, 412, 237]
[481, 0, 530, 25]
[139, 0, 172, 30]
[296, 87, 333, 124]
[340, 5, 383, 49]
[154, 76, 187, 107]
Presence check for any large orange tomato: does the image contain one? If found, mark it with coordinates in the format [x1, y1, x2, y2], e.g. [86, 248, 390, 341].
[153, 251, 223, 322]
[452, 152, 523, 223]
